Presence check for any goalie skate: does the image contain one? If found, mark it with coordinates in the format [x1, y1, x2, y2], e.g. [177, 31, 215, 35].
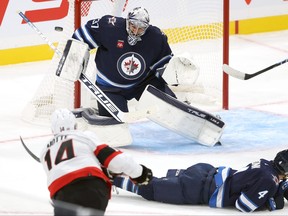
[72, 108, 132, 147]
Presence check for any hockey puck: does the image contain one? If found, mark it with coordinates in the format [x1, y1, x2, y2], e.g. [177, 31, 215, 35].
[54, 26, 63, 32]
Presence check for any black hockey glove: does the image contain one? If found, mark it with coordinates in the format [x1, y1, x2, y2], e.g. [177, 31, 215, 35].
[131, 165, 153, 186]
[279, 180, 288, 200]
[266, 197, 277, 211]
[269, 180, 288, 210]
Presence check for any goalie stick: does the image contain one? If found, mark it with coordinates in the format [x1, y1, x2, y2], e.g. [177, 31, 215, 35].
[20, 136, 40, 163]
[17, 11, 61, 56]
[17, 11, 154, 123]
[222, 58, 288, 80]
[77, 72, 155, 122]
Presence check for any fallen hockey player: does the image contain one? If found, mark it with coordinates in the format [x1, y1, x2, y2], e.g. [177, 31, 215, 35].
[113, 149, 288, 213]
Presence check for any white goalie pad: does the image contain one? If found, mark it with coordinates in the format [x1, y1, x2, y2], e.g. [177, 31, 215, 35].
[162, 52, 200, 86]
[73, 108, 132, 147]
[136, 85, 225, 146]
[56, 39, 90, 81]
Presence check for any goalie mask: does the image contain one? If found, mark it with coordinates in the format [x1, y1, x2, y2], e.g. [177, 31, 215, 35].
[51, 108, 77, 134]
[126, 7, 150, 46]
[273, 149, 288, 177]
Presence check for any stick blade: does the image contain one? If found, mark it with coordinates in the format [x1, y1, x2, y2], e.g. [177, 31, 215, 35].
[20, 136, 40, 162]
[222, 64, 246, 80]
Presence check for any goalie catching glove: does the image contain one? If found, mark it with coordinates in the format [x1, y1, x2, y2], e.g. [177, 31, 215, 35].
[131, 165, 153, 185]
[162, 52, 199, 86]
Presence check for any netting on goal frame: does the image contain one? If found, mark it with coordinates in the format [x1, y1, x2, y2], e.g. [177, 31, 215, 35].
[22, 0, 229, 125]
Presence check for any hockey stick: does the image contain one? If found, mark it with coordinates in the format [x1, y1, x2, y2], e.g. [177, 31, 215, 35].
[17, 11, 154, 123]
[222, 58, 288, 80]
[77, 72, 155, 122]
[17, 11, 61, 56]
[20, 136, 40, 163]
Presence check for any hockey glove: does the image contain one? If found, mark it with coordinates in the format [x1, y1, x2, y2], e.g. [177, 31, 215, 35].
[271, 180, 288, 210]
[279, 180, 288, 200]
[266, 197, 277, 211]
[131, 165, 153, 185]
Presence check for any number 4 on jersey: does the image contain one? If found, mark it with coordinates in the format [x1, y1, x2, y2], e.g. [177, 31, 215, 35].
[258, 190, 268, 199]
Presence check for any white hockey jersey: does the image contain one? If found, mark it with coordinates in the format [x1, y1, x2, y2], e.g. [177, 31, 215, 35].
[40, 130, 142, 198]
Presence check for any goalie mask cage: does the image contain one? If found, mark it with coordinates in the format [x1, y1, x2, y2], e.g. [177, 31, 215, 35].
[22, 0, 229, 126]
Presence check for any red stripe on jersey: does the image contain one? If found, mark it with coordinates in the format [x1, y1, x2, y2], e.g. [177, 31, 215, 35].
[103, 151, 122, 167]
[48, 166, 111, 198]
[94, 144, 109, 155]
[94, 144, 123, 167]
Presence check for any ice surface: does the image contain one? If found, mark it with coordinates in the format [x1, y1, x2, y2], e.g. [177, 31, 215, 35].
[0, 30, 288, 215]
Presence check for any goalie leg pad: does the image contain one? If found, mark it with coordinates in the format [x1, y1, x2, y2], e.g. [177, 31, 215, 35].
[73, 108, 132, 147]
[56, 39, 90, 81]
[136, 85, 225, 146]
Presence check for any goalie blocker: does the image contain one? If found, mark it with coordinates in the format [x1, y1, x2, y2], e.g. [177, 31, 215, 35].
[55, 39, 90, 81]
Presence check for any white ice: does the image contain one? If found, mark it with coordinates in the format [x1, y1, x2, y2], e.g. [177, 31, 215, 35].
[0, 30, 288, 215]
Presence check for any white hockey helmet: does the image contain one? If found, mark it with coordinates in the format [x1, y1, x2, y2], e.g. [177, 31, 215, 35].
[51, 108, 77, 134]
[126, 7, 150, 46]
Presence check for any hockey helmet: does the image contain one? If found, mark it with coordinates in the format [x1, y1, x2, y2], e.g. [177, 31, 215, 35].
[51, 108, 77, 134]
[273, 149, 288, 176]
[126, 7, 150, 45]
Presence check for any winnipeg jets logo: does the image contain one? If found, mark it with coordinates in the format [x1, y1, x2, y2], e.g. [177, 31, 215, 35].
[117, 52, 146, 80]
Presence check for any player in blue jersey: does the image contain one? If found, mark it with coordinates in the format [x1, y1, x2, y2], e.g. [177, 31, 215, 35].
[113, 149, 288, 213]
[72, 7, 176, 116]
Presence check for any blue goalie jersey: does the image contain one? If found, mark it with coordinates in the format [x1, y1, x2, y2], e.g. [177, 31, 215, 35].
[72, 15, 172, 89]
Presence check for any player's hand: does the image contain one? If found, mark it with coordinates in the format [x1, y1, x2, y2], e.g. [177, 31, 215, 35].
[131, 165, 153, 185]
[272, 180, 288, 210]
[279, 180, 288, 200]
[266, 197, 277, 211]
[102, 166, 122, 182]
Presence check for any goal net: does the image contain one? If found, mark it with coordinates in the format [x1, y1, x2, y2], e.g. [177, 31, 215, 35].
[22, 0, 226, 125]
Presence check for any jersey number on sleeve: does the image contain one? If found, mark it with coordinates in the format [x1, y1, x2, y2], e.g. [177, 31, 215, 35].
[91, 18, 100, 29]
[44, 139, 75, 170]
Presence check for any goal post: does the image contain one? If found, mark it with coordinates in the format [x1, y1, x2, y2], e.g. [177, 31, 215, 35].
[223, 0, 230, 110]
[22, 0, 229, 125]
